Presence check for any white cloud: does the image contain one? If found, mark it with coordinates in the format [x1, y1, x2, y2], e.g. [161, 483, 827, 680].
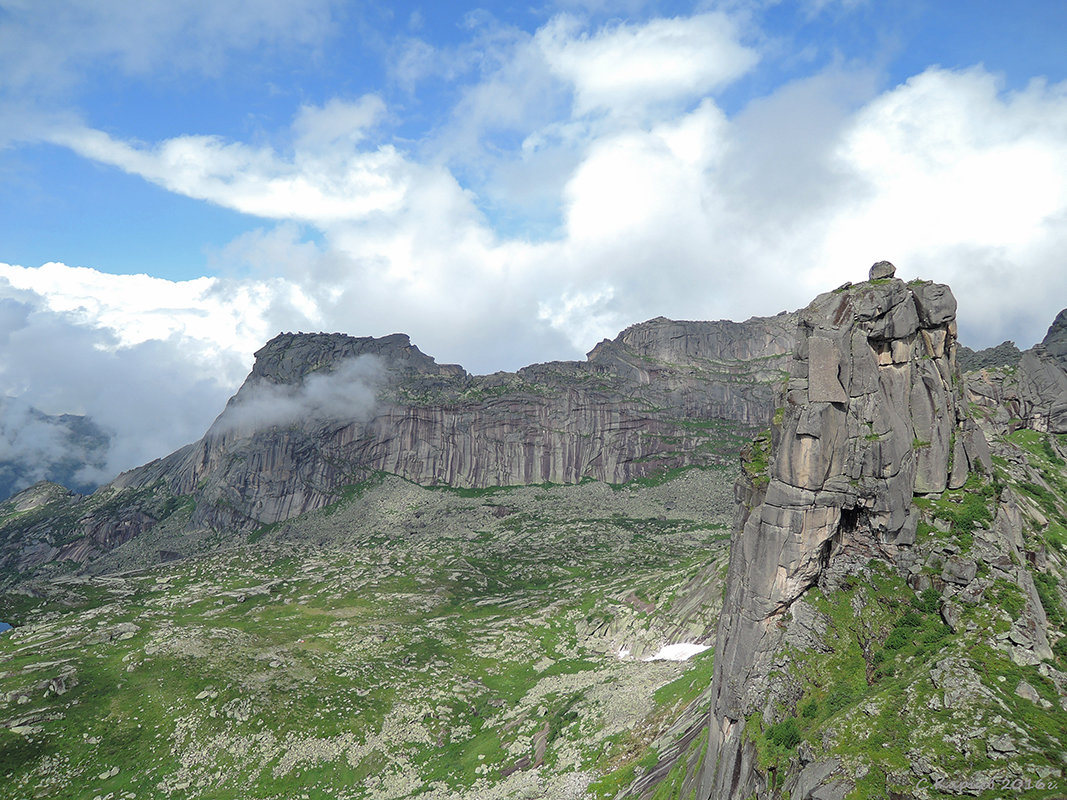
[819, 68, 1067, 346]
[0, 261, 293, 361]
[47, 126, 412, 225]
[838, 69, 1067, 250]
[0, 283, 241, 482]
[563, 100, 728, 244]
[212, 355, 383, 437]
[6, 8, 1067, 495]
[293, 95, 388, 152]
[0, 395, 107, 496]
[536, 12, 759, 116]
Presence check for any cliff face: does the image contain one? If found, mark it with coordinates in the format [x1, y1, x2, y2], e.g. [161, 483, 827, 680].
[114, 315, 796, 535]
[2, 313, 796, 578]
[682, 264, 1062, 800]
[965, 307, 1067, 434]
[696, 264, 972, 798]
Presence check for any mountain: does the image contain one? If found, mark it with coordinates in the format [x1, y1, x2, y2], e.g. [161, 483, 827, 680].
[0, 401, 109, 502]
[2, 262, 1066, 800]
[0, 312, 795, 586]
[678, 263, 1067, 799]
[964, 307, 1067, 435]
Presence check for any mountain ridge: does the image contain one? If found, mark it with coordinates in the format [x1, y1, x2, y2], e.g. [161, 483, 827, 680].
[1, 311, 797, 585]
[2, 264, 1067, 800]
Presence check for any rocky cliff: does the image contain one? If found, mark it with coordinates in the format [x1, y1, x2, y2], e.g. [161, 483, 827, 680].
[1, 313, 796, 582]
[965, 308, 1067, 434]
[642, 263, 1067, 800]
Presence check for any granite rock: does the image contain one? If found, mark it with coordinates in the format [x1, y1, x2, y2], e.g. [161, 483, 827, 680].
[695, 270, 982, 800]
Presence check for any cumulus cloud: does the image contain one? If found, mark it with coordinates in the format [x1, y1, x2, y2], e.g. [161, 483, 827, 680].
[212, 356, 384, 436]
[31, 58, 1067, 363]
[5, 8, 1067, 493]
[821, 68, 1067, 346]
[0, 279, 245, 485]
[536, 12, 759, 117]
[0, 261, 311, 359]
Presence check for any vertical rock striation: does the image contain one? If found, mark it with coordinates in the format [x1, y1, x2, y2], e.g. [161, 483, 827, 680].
[2, 313, 798, 577]
[696, 263, 991, 800]
[109, 315, 798, 533]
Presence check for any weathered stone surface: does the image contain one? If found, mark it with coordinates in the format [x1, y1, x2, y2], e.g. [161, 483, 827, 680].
[987, 734, 1017, 754]
[868, 260, 896, 280]
[911, 281, 957, 327]
[2, 313, 799, 576]
[791, 759, 842, 800]
[807, 337, 847, 403]
[1042, 308, 1067, 367]
[941, 556, 977, 585]
[696, 270, 982, 800]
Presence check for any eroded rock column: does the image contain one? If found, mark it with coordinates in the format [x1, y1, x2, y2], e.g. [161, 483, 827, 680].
[696, 263, 988, 800]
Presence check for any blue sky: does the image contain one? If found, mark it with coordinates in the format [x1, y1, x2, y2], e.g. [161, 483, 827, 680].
[2, 0, 1067, 483]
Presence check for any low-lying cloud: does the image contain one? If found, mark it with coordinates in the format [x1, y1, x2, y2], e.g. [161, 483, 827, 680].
[0, 397, 109, 500]
[212, 356, 384, 437]
[0, 286, 242, 489]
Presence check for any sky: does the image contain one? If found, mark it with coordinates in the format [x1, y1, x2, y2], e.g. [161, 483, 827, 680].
[2, 0, 1067, 487]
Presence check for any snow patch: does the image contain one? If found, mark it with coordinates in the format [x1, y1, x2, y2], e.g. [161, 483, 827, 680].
[642, 642, 710, 662]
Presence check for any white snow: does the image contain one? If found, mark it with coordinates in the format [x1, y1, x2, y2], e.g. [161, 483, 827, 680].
[642, 642, 710, 662]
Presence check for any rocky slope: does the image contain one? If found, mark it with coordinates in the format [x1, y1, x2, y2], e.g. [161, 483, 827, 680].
[624, 263, 1067, 800]
[0, 313, 795, 585]
[0, 469, 737, 800]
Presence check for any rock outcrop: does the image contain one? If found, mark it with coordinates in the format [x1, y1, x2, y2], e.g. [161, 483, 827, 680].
[965, 307, 1067, 433]
[2, 314, 796, 579]
[693, 264, 994, 799]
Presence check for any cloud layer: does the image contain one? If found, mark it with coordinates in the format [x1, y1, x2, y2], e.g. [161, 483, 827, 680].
[3, 5, 1067, 490]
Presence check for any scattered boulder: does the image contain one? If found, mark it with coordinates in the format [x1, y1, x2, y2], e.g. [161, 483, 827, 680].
[941, 556, 978, 586]
[986, 734, 1017, 755]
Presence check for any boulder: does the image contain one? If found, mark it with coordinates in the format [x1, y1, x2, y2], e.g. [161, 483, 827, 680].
[911, 282, 957, 327]
[941, 556, 978, 586]
[868, 261, 896, 280]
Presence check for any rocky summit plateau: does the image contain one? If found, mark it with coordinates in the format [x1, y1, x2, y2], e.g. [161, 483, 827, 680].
[2, 261, 1067, 800]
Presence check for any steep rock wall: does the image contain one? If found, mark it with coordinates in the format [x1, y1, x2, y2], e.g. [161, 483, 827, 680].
[110, 314, 797, 532]
[695, 264, 992, 800]
[3, 313, 798, 573]
[965, 307, 1067, 434]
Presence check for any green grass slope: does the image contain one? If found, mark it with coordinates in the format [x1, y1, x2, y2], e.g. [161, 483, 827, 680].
[1, 469, 735, 799]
